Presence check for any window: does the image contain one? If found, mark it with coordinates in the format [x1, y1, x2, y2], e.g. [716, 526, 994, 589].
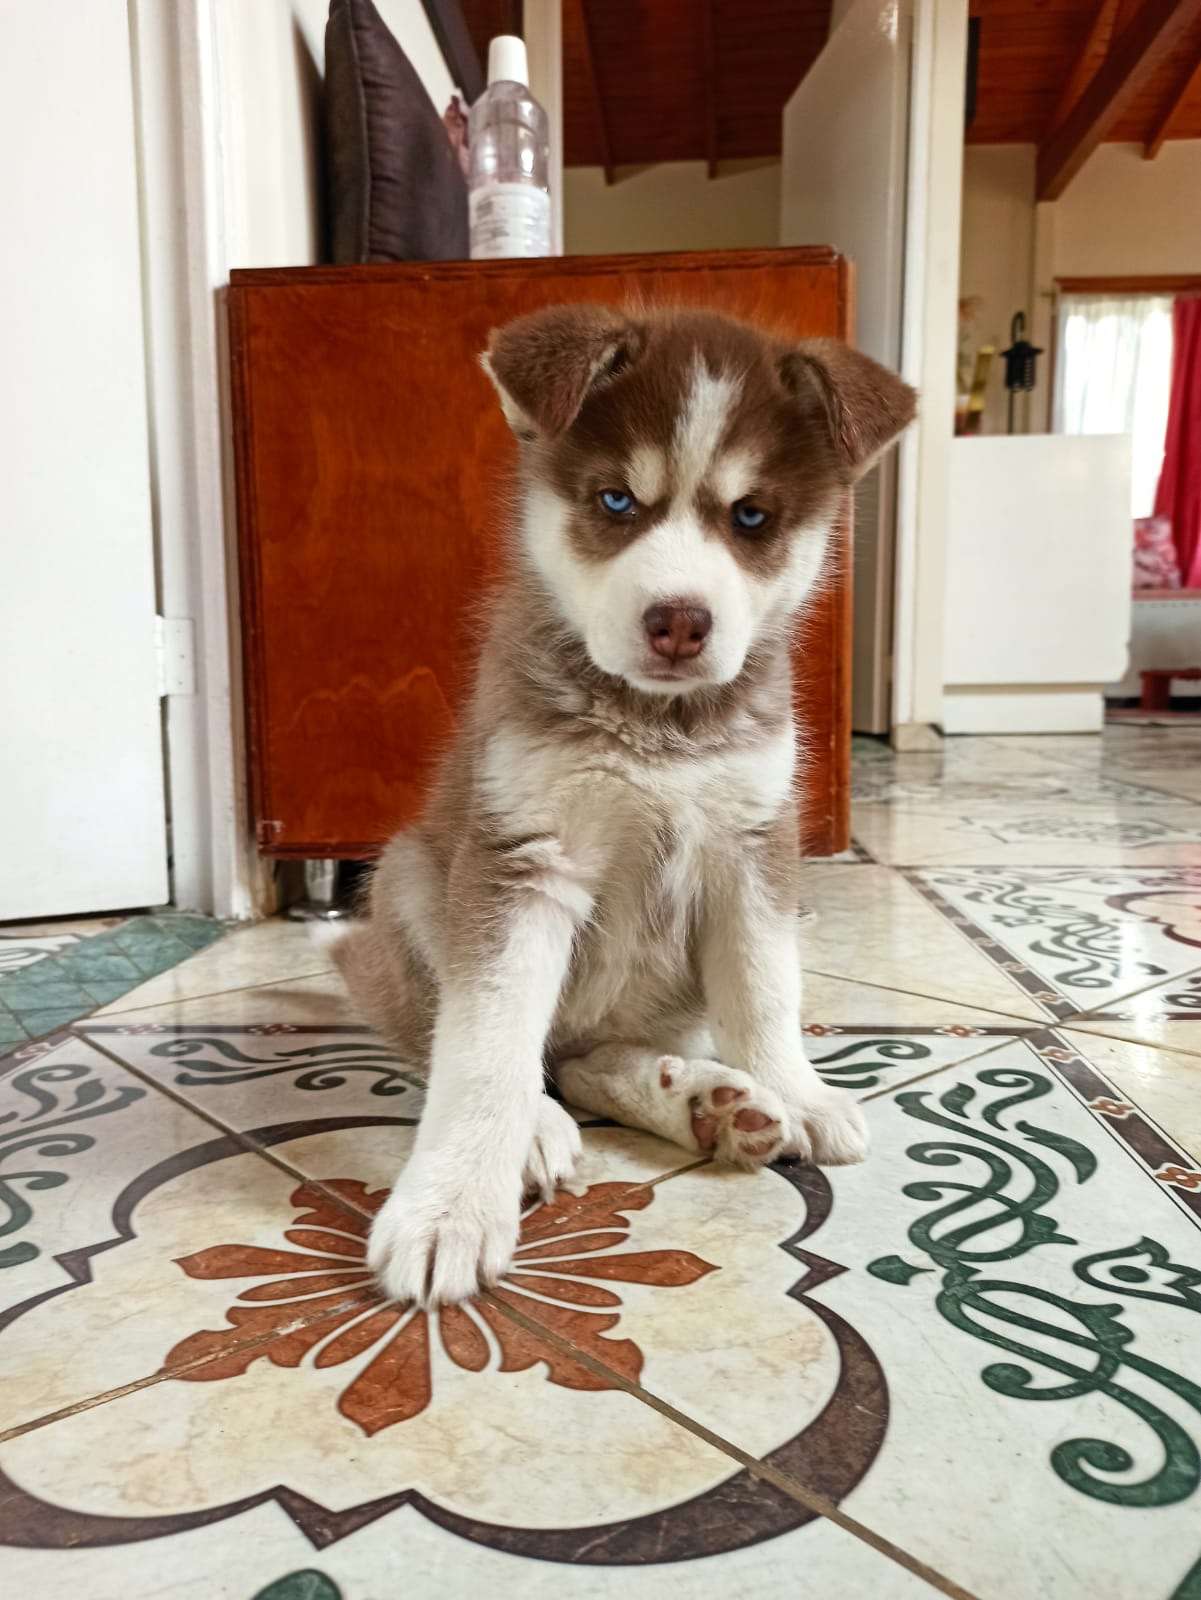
[1053, 293, 1173, 518]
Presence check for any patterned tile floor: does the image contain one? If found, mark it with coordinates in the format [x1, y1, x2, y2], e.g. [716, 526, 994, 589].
[2, 725, 1201, 1600]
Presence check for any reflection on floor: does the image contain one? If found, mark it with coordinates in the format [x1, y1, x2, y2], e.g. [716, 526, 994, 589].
[2, 726, 1200, 1600]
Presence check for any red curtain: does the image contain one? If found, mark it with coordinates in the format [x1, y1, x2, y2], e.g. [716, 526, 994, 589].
[1154, 297, 1201, 588]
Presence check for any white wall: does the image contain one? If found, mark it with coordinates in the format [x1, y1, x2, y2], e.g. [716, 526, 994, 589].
[1054, 140, 1201, 276]
[779, 0, 911, 733]
[563, 160, 781, 255]
[960, 140, 1201, 433]
[894, 0, 967, 735]
[217, 0, 455, 268]
[958, 145, 1035, 434]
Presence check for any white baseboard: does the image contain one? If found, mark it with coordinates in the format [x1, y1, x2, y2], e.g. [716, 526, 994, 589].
[942, 687, 1106, 735]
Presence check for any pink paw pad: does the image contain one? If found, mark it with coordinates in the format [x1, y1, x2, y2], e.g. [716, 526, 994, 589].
[690, 1112, 719, 1149]
[710, 1085, 748, 1108]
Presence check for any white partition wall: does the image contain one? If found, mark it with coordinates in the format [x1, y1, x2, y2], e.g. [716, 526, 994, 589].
[780, 0, 911, 732]
[943, 435, 1133, 733]
[0, 0, 169, 918]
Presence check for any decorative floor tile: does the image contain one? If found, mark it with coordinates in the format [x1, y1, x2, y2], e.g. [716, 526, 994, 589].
[855, 768, 1191, 809]
[514, 1031, 1201, 1600]
[0, 933, 85, 976]
[0, 1035, 340, 1430]
[5, 1026, 1192, 1598]
[3, 1015, 1200, 1596]
[0, 1108, 956, 1599]
[940, 730, 1201, 806]
[7, 727, 1201, 1597]
[853, 801, 1201, 868]
[1069, 970, 1201, 1058]
[906, 866, 1201, 1021]
[76, 1026, 703, 1202]
[1054, 1028, 1201, 1162]
[784, 1032, 1201, 1600]
[0, 1465, 945, 1600]
[0, 913, 225, 1044]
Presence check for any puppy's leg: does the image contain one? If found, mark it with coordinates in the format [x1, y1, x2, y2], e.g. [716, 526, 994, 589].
[368, 838, 586, 1306]
[701, 830, 868, 1167]
[557, 1044, 787, 1168]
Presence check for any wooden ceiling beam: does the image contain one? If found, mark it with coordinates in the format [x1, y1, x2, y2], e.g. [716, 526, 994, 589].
[1145, 39, 1201, 157]
[1037, 0, 1201, 200]
[576, 0, 616, 184]
[1047, 0, 1120, 132]
[701, 0, 719, 178]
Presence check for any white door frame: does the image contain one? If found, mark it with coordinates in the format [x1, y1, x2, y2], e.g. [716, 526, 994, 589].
[891, 0, 967, 740]
[129, 0, 270, 919]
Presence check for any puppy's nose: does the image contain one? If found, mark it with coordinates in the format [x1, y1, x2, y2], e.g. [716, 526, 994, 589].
[643, 602, 713, 661]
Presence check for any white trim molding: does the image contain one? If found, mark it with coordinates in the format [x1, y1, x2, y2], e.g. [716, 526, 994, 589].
[892, 0, 968, 733]
[129, 0, 270, 918]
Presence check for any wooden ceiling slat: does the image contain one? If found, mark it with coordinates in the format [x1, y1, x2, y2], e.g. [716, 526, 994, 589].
[1047, 0, 1120, 132]
[701, 0, 719, 176]
[576, 0, 616, 182]
[1037, 0, 1201, 199]
[1145, 39, 1201, 156]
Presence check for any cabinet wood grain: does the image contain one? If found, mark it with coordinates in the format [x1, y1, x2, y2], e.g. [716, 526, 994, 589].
[229, 247, 853, 858]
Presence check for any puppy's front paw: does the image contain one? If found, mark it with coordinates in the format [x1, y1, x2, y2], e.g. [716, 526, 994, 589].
[786, 1086, 869, 1166]
[367, 1166, 521, 1307]
[523, 1094, 582, 1200]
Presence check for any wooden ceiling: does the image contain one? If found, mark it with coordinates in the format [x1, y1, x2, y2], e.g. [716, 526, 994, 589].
[970, 0, 1201, 149]
[456, 0, 1201, 176]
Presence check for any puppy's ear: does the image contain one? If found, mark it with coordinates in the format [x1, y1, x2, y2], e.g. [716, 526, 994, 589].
[779, 340, 917, 481]
[482, 304, 643, 440]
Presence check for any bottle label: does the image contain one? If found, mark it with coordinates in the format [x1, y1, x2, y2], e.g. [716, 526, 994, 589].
[470, 183, 552, 259]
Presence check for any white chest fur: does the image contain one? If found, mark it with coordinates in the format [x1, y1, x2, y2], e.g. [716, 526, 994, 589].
[481, 721, 795, 889]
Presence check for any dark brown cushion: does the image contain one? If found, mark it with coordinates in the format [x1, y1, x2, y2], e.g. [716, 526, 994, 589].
[324, 0, 468, 263]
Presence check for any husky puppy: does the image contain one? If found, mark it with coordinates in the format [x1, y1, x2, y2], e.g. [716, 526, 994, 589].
[332, 303, 915, 1305]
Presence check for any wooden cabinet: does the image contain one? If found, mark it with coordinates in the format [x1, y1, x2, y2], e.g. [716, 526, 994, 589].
[229, 247, 853, 859]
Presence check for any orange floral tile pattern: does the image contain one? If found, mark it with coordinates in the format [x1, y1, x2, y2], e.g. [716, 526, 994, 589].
[165, 1180, 717, 1435]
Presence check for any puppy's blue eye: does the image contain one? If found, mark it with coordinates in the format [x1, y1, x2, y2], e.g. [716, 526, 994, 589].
[599, 488, 634, 516]
[733, 500, 768, 531]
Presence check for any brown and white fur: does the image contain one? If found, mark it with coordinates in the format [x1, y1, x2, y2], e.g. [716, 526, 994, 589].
[331, 304, 916, 1307]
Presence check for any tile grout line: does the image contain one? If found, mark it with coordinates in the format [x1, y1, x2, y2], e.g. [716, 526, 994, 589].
[74, 1031, 388, 1226]
[486, 1289, 981, 1600]
[0, 1290, 377, 1446]
[0, 913, 230, 1031]
[895, 866, 1201, 1025]
[857, 1034, 1019, 1103]
[83, 965, 336, 1022]
[55, 1013, 1172, 1590]
[0, 1159, 715, 1445]
[0, 1210, 977, 1598]
[801, 966, 1047, 1030]
[1059, 956, 1201, 1025]
[80, 1027, 737, 1220]
[1058, 1017, 1201, 1064]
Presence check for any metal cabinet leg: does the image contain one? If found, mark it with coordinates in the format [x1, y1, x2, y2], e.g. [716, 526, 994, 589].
[285, 858, 349, 921]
